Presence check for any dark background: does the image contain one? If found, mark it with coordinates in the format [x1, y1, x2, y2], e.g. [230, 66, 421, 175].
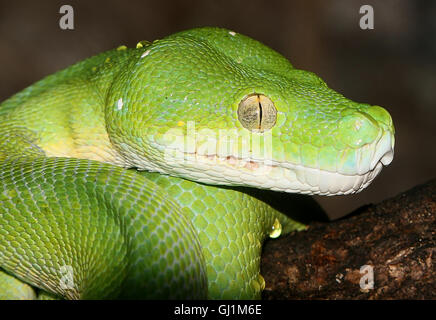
[0, 0, 434, 219]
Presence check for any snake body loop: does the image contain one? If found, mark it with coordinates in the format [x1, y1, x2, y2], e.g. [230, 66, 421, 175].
[0, 27, 394, 299]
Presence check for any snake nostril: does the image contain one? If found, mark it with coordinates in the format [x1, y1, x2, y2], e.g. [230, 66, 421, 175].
[338, 110, 380, 148]
[366, 105, 394, 129]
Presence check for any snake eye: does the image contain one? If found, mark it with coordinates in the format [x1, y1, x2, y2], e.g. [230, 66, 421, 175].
[237, 94, 277, 132]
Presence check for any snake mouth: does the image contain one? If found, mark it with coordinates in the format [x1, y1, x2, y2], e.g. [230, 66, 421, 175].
[142, 135, 392, 196]
[139, 128, 394, 196]
[168, 152, 387, 196]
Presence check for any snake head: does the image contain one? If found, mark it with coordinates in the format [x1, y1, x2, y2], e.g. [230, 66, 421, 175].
[106, 27, 395, 195]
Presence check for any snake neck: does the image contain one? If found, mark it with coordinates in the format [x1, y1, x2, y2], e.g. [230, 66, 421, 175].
[0, 49, 140, 166]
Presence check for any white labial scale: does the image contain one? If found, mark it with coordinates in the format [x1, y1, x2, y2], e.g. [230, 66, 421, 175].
[357, 144, 372, 175]
[370, 132, 393, 170]
[128, 140, 391, 196]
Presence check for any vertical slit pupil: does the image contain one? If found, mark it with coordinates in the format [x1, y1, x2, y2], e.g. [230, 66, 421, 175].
[257, 95, 263, 129]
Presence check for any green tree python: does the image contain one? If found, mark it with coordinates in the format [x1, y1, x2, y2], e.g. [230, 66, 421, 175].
[0, 27, 395, 299]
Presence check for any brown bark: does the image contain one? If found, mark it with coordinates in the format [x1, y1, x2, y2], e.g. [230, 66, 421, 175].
[261, 179, 435, 299]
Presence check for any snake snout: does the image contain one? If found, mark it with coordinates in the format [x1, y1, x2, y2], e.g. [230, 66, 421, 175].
[364, 105, 395, 170]
[337, 105, 394, 175]
[370, 130, 394, 170]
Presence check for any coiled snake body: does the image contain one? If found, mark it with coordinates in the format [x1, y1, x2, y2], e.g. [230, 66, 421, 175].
[0, 27, 394, 299]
